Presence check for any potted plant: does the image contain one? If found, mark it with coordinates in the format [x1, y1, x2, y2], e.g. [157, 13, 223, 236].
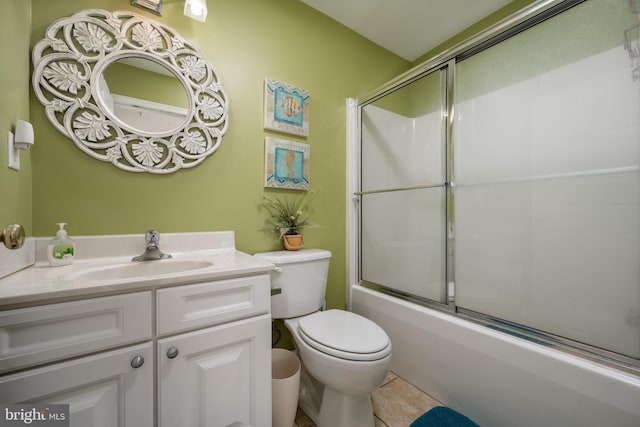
[260, 188, 318, 250]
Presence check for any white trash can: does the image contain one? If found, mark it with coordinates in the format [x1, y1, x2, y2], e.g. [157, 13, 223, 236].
[272, 348, 301, 427]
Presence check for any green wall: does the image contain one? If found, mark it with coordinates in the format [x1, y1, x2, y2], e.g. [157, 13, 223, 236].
[28, 0, 409, 312]
[5, 0, 548, 315]
[0, 1, 32, 233]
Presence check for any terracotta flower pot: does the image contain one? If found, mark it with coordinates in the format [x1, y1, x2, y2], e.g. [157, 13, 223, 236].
[283, 234, 304, 251]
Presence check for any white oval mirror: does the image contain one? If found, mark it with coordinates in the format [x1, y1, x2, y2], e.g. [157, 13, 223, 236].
[32, 9, 229, 174]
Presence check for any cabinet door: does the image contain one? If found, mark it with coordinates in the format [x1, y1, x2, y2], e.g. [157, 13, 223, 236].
[0, 342, 153, 427]
[158, 314, 271, 427]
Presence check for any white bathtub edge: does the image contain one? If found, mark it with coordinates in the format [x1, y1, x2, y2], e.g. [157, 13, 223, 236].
[352, 285, 640, 427]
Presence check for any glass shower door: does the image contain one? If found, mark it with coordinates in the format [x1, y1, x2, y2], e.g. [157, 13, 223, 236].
[355, 0, 639, 369]
[360, 69, 448, 303]
[453, 0, 640, 359]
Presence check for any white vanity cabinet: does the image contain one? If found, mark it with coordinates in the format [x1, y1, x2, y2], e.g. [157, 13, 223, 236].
[0, 273, 272, 427]
[156, 275, 272, 427]
[0, 292, 154, 427]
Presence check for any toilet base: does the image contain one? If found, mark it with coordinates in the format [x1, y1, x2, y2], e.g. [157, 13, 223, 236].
[298, 362, 375, 427]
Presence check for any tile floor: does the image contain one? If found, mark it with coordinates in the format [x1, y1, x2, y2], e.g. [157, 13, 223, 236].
[294, 371, 443, 427]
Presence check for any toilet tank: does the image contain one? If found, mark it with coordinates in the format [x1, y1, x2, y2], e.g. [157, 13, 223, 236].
[254, 249, 331, 319]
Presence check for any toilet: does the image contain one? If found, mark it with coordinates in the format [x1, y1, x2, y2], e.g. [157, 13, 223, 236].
[254, 249, 391, 427]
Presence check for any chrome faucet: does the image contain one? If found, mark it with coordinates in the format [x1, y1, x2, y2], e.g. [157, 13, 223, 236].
[132, 230, 172, 261]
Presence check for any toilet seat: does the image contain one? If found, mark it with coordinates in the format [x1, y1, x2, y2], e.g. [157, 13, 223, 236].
[297, 310, 391, 361]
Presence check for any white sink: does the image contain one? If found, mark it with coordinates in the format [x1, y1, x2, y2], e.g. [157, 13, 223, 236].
[74, 259, 214, 282]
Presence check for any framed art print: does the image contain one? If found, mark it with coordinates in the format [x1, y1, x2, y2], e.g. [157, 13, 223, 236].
[264, 78, 310, 137]
[264, 137, 310, 190]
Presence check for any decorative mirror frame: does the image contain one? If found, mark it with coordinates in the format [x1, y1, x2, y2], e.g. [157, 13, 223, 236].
[32, 9, 229, 174]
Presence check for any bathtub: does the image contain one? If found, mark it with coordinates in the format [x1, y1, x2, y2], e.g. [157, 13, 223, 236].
[351, 285, 640, 427]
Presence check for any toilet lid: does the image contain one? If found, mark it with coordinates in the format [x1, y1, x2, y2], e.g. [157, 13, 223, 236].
[297, 310, 391, 361]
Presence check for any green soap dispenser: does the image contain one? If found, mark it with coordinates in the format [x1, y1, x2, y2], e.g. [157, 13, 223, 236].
[47, 223, 75, 267]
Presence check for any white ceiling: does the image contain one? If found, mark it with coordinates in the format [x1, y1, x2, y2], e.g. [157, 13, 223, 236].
[300, 0, 513, 61]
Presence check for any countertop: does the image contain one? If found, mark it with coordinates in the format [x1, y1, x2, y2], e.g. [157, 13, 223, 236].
[0, 231, 274, 309]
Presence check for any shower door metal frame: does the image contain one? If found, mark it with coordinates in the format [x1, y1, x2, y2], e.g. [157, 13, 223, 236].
[347, 0, 640, 375]
[352, 61, 454, 310]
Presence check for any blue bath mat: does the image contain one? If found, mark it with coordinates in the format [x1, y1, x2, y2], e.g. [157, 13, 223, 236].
[410, 406, 479, 427]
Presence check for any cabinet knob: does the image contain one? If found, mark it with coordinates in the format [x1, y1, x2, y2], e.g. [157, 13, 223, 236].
[130, 355, 145, 368]
[167, 347, 179, 359]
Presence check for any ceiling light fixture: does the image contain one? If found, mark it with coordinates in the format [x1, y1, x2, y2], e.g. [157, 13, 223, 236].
[131, 0, 162, 16]
[184, 0, 208, 22]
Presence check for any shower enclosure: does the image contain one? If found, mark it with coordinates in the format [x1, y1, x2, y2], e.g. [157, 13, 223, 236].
[348, 1, 640, 424]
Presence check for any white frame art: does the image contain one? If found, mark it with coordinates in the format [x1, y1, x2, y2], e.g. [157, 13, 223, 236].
[31, 9, 229, 174]
[264, 78, 309, 137]
[264, 137, 310, 190]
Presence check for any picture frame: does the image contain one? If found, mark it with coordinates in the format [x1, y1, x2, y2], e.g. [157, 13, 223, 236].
[264, 137, 310, 190]
[264, 78, 310, 137]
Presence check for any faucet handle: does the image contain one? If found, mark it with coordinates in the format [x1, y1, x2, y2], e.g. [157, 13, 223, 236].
[145, 230, 160, 247]
[133, 229, 171, 261]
